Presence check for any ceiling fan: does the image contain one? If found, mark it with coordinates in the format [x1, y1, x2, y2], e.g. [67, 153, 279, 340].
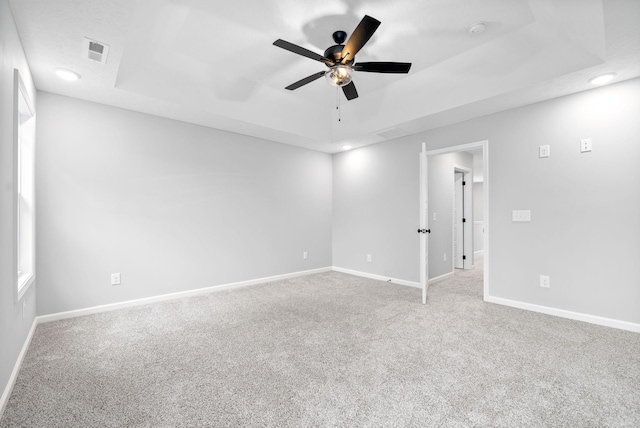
[273, 15, 411, 101]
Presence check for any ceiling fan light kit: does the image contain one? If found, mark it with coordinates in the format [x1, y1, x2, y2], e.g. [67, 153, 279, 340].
[325, 65, 353, 87]
[273, 15, 412, 101]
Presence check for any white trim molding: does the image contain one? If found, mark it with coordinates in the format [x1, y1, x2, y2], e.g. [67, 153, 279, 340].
[38, 267, 332, 324]
[428, 271, 454, 284]
[331, 267, 455, 289]
[0, 317, 38, 418]
[485, 296, 640, 333]
[332, 267, 421, 288]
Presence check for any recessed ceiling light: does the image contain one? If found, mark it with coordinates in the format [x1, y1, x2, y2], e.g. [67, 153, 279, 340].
[589, 73, 617, 85]
[467, 22, 486, 35]
[342, 145, 352, 150]
[54, 68, 81, 81]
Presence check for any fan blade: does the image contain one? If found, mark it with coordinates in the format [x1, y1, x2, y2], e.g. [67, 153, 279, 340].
[340, 15, 381, 63]
[285, 71, 326, 90]
[273, 39, 334, 65]
[342, 81, 358, 100]
[354, 62, 412, 73]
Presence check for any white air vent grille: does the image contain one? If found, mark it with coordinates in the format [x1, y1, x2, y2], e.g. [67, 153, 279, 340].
[83, 37, 109, 64]
[376, 127, 407, 140]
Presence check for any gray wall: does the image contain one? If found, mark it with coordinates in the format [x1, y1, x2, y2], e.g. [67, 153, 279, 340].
[36, 92, 333, 315]
[332, 141, 419, 281]
[427, 152, 473, 279]
[333, 78, 640, 325]
[0, 0, 38, 408]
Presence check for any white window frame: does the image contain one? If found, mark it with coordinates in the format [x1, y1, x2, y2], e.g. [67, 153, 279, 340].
[14, 69, 36, 301]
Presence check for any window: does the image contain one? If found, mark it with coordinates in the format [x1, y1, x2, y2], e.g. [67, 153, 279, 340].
[15, 69, 35, 300]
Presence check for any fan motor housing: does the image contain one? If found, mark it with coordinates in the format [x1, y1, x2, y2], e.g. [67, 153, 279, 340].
[324, 44, 353, 65]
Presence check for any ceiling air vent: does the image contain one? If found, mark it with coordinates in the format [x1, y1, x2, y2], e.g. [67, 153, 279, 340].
[376, 127, 408, 140]
[82, 37, 109, 64]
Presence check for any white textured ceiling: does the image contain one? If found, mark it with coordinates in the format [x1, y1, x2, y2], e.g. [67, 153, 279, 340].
[8, 0, 640, 153]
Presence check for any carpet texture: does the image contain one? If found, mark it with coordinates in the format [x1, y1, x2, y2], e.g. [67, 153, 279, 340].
[2, 260, 639, 427]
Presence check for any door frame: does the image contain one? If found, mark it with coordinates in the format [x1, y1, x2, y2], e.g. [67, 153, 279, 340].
[419, 140, 489, 303]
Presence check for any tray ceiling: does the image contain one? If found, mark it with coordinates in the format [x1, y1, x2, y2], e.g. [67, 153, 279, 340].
[8, 0, 640, 153]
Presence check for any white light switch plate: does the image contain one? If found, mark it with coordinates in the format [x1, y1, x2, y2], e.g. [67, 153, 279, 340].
[512, 210, 531, 222]
[580, 138, 592, 152]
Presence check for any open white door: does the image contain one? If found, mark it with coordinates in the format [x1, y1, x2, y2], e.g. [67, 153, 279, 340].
[419, 144, 429, 304]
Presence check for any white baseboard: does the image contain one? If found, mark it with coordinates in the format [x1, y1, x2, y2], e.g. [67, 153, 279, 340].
[331, 267, 455, 288]
[0, 317, 38, 419]
[332, 267, 421, 288]
[428, 272, 454, 284]
[485, 296, 640, 333]
[38, 267, 332, 324]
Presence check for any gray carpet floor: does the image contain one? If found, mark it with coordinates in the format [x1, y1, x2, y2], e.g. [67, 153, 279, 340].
[2, 258, 639, 427]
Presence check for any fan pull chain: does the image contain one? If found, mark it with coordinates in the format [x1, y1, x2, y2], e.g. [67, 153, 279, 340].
[336, 87, 341, 122]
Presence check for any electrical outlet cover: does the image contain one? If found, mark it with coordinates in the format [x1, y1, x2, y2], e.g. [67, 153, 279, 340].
[540, 275, 550, 288]
[539, 145, 550, 158]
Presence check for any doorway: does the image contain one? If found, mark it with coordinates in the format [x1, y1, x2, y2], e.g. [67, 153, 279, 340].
[419, 141, 489, 304]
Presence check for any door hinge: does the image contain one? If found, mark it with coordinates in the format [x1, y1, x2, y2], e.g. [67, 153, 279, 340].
[417, 229, 431, 234]
[462, 181, 466, 186]
[463, 255, 466, 260]
[462, 218, 466, 223]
